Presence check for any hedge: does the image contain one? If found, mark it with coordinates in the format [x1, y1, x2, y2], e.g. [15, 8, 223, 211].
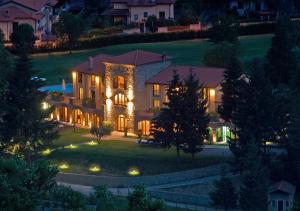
[24, 22, 277, 54]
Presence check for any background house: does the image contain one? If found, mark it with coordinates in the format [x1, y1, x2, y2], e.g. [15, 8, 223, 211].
[269, 180, 296, 211]
[102, 0, 175, 25]
[0, 0, 58, 41]
[229, 0, 270, 19]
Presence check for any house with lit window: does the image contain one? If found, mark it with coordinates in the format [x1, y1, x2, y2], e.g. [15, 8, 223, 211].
[0, 0, 58, 41]
[101, 0, 175, 25]
[47, 50, 231, 143]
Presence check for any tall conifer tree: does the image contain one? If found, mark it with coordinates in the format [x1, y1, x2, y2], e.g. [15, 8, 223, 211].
[219, 49, 243, 139]
[266, 15, 299, 86]
[181, 71, 209, 159]
[239, 138, 269, 210]
[3, 24, 58, 161]
[152, 71, 184, 160]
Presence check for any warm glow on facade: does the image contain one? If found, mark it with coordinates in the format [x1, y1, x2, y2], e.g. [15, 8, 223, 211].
[106, 99, 112, 111]
[106, 87, 112, 98]
[128, 87, 134, 101]
[210, 88, 216, 97]
[128, 102, 134, 116]
[72, 71, 77, 79]
[95, 76, 100, 84]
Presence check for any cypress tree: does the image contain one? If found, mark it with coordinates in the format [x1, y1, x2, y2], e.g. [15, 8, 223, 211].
[239, 138, 269, 211]
[151, 70, 184, 160]
[266, 15, 299, 86]
[230, 60, 277, 171]
[284, 95, 300, 187]
[219, 48, 243, 139]
[181, 71, 209, 159]
[209, 166, 238, 211]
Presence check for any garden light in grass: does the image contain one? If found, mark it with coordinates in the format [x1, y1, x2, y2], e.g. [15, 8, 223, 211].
[66, 144, 78, 149]
[88, 140, 97, 146]
[128, 167, 140, 176]
[89, 165, 101, 173]
[42, 149, 52, 156]
[58, 163, 69, 170]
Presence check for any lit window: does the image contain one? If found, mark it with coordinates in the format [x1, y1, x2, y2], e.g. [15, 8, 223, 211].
[153, 84, 160, 96]
[138, 120, 151, 136]
[78, 73, 83, 83]
[153, 99, 160, 109]
[134, 14, 138, 21]
[113, 76, 126, 89]
[91, 75, 96, 86]
[114, 93, 126, 106]
[79, 88, 84, 100]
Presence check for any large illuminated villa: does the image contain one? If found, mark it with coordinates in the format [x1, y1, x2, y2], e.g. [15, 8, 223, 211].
[47, 50, 232, 143]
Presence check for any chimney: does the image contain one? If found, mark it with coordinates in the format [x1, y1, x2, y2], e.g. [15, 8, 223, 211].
[89, 57, 93, 70]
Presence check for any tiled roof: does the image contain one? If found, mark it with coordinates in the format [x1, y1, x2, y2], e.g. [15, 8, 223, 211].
[146, 65, 224, 88]
[105, 50, 172, 66]
[111, 0, 175, 6]
[0, 0, 58, 11]
[74, 51, 171, 75]
[101, 9, 129, 16]
[269, 180, 296, 195]
[0, 6, 40, 21]
[72, 54, 113, 75]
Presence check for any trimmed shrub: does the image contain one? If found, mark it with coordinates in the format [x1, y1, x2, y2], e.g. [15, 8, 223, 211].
[13, 21, 296, 54]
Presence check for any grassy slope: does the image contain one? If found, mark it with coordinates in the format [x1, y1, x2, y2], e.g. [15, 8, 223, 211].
[33, 34, 272, 85]
[48, 128, 229, 176]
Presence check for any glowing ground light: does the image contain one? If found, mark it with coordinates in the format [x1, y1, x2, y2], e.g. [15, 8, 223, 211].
[89, 165, 101, 173]
[58, 163, 69, 170]
[128, 167, 140, 176]
[42, 149, 52, 156]
[88, 141, 98, 146]
[66, 144, 78, 149]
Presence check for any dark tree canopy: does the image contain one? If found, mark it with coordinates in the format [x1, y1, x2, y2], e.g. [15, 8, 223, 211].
[10, 24, 36, 55]
[0, 158, 58, 210]
[210, 167, 238, 211]
[54, 13, 85, 52]
[266, 15, 299, 86]
[208, 15, 239, 44]
[145, 15, 159, 33]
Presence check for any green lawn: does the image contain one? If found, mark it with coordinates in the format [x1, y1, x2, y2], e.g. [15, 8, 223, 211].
[47, 128, 229, 176]
[33, 34, 273, 85]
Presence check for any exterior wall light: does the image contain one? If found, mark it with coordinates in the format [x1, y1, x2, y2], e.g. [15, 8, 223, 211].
[58, 163, 69, 170]
[42, 149, 52, 156]
[89, 165, 101, 173]
[128, 167, 140, 176]
[66, 144, 78, 149]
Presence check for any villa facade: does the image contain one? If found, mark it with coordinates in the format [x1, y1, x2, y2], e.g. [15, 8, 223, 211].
[47, 50, 230, 143]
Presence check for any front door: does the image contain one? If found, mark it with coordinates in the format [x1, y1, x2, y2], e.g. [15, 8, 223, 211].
[278, 200, 284, 211]
[117, 115, 126, 131]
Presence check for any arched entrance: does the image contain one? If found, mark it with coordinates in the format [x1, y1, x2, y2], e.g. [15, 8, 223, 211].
[116, 114, 127, 131]
[216, 126, 233, 143]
